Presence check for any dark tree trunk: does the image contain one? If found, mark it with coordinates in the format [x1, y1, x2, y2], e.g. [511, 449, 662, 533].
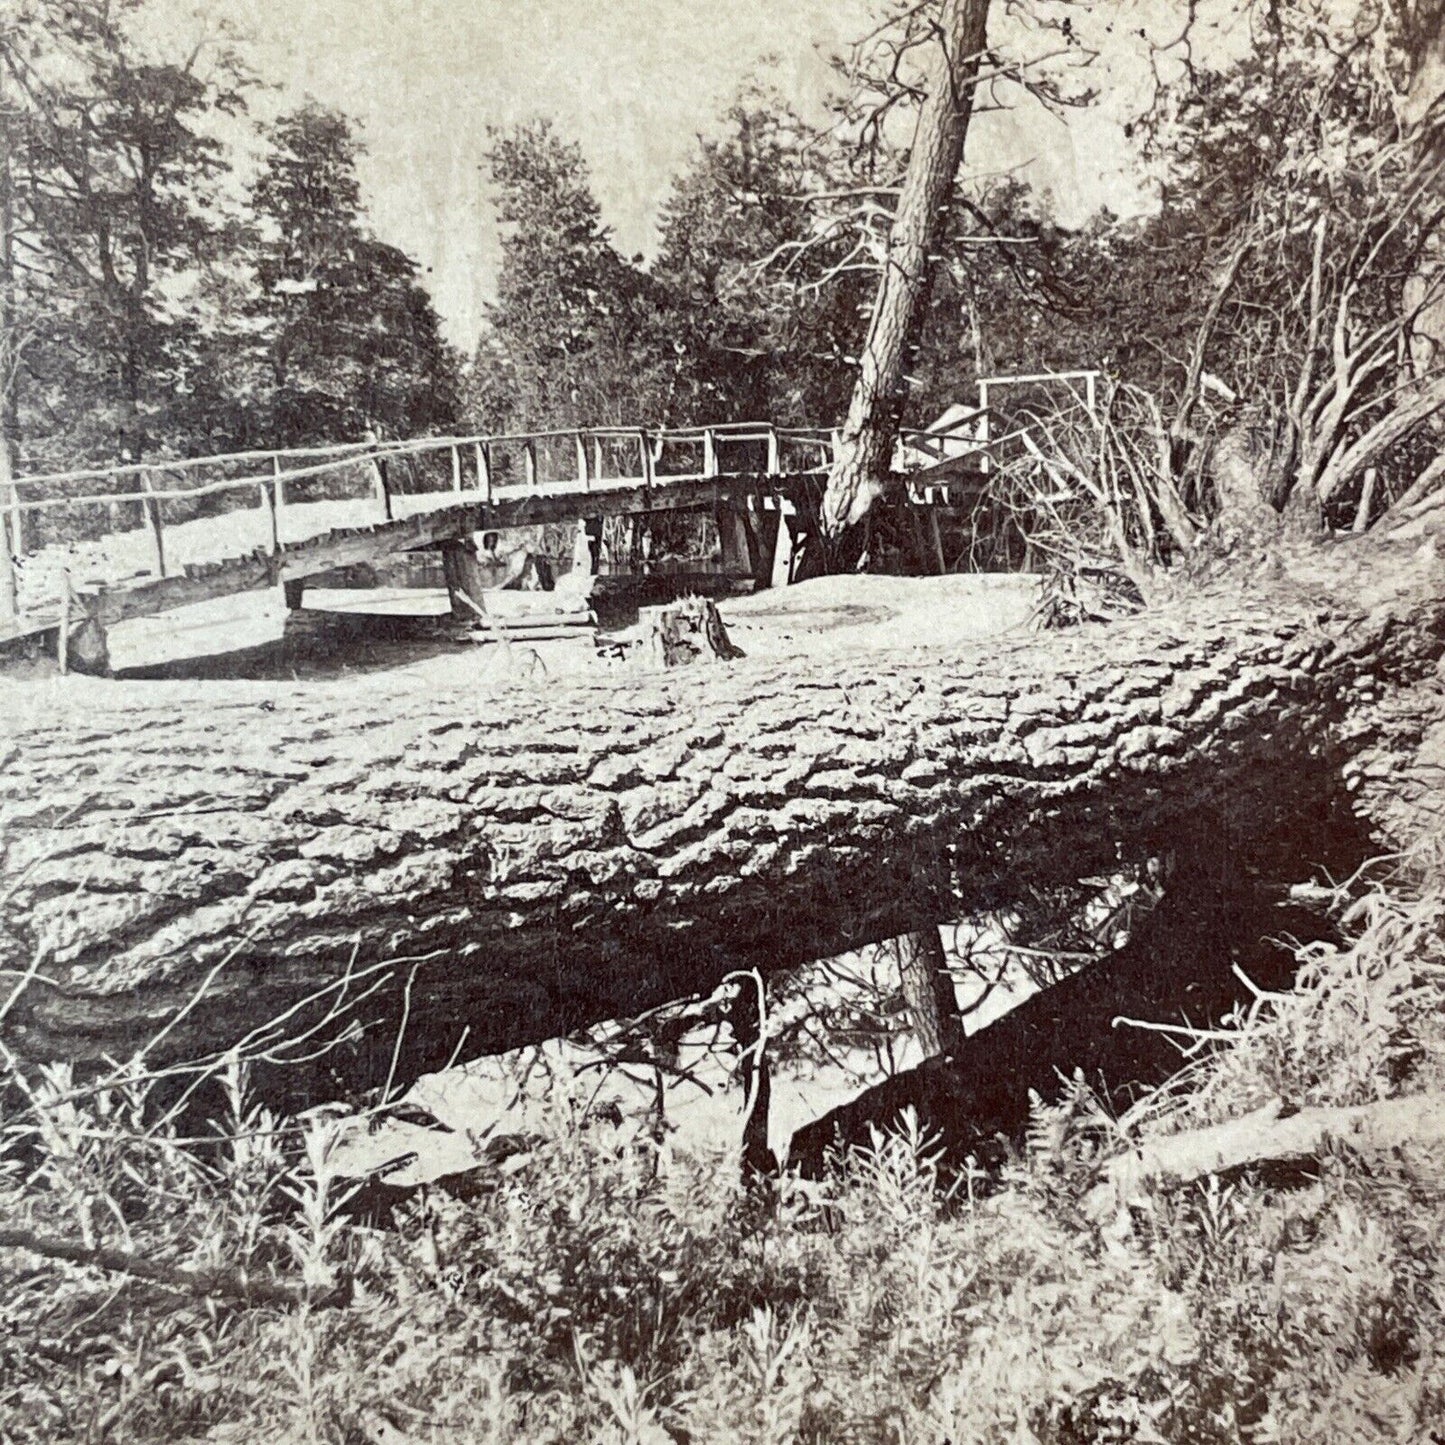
[1, 544, 1442, 1107]
[727, 971, 775, 1179]
[894, 928, 964, 1058]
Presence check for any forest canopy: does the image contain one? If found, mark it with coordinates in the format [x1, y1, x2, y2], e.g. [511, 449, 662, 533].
[1, 0, 1442, 559]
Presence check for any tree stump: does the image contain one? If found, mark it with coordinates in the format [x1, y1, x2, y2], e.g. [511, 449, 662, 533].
[647, 596, 743, 667]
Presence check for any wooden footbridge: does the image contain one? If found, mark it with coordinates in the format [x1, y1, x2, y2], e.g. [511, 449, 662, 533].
[0, 414, 1002, 672]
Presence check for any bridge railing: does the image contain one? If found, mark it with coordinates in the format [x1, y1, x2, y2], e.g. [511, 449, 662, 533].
[2, 415, 1003, 614]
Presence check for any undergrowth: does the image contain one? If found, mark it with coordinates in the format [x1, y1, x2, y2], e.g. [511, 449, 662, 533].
[4, 851, 1445, 1443]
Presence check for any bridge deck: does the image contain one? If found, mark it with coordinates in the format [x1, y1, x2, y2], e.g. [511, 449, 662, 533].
[92, 472, 821, 626]
[1, 418, 994, 657]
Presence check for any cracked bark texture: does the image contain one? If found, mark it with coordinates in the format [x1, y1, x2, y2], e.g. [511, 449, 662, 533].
[821, 0, 991, 537]
[2, 546, 1443, 1105]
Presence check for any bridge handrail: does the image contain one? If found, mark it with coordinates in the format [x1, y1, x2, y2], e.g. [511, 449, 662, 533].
[7, 411, 1002, 524]
[12, 423, 807, 490]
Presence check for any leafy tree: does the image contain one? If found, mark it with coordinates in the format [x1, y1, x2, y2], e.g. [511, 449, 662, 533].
[466, 119, 672, 431]
[0, 0, 253, 470]
[652, 94, 868, 428]
[247, 104, 458, 447]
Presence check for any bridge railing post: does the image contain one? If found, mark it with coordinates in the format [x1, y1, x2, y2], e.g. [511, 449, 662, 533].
[592, 434, 604, 486]
[638, 429, 653, 498]
[140, 468, 166, 578]
[575, 432, 589, 491]
[977, 382, 991, 476]
[703, 427, 717, 478]
[524, 439, 538, 492]
[476, 441, 493, 504]
[451, 444, 463, 493]
[766, 426, 780, 477]
[260, 457, 281, 555]
[367, 435, 393, 521]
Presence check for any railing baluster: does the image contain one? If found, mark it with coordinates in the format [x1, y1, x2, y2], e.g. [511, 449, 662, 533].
[524, 439, 538, 492]
[261, 457, 281, 554]
[451, 444, 463, 493]
[703, 427, 717, 478]
[639, 429, 654, 495]
[592, 434, 604, 485]
[766, 426, 780, 477]
[977, 382, 992, 477]
[140, 468, 166, 577]
[575, 432, 589, 490]
[476, 441, 493, 504]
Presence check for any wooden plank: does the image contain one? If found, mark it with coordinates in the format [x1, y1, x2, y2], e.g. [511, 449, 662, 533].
[56, 574, 71, 675]
[140, 470, 166, 578]
[476, 442, 493, 503]
[467, 625, 596, 645]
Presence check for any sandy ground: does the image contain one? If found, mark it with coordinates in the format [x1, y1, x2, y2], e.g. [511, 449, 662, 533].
[89, 568, 1039, 675]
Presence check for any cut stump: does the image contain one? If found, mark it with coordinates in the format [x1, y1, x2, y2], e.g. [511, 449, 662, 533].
[648, 596, 743, 667]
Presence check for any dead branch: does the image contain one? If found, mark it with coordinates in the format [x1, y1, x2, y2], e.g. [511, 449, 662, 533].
[1085, 1090, 1445, 1220]
[0, 1225, 350, 1308]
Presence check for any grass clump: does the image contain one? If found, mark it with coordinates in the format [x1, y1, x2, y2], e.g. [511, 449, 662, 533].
[4, 852, 1445, 1442]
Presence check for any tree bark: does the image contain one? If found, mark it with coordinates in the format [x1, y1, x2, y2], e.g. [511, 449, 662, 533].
[894, 927, 964, 1057]
[821, 0, 991, 540]
[1, 546, 1443, 1106]
[0, 66, 21, 620]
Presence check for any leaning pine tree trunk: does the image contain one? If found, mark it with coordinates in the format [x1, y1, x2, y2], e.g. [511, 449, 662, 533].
[822, 0, 991, 543]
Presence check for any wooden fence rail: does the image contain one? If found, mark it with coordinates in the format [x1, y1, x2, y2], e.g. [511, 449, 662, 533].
[1, 415, 1001, 586]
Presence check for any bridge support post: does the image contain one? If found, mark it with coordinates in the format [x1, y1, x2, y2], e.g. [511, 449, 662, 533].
[568, 517, 602, 582]
[443, 539, 482, 620]
[282, 579, 306, 611]
[771, 501, 801, 588]
[0, 512, 15, 620]
[747, 499, 783, 590]
[140, 470, 166, 579]
[57, 587, 110, 675]
[714, 501, 758, 581]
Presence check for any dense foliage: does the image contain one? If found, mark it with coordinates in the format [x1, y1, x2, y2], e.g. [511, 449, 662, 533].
[0, 0, 459, 474]
[3, 835, 1444, 1442]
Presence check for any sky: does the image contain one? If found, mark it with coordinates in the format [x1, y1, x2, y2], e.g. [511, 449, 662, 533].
[156, 0, 1256, 347]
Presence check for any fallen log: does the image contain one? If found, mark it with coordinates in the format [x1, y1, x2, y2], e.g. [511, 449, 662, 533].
[0, 1226, 348, 1309]
[1, 541, 1443, 1106]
